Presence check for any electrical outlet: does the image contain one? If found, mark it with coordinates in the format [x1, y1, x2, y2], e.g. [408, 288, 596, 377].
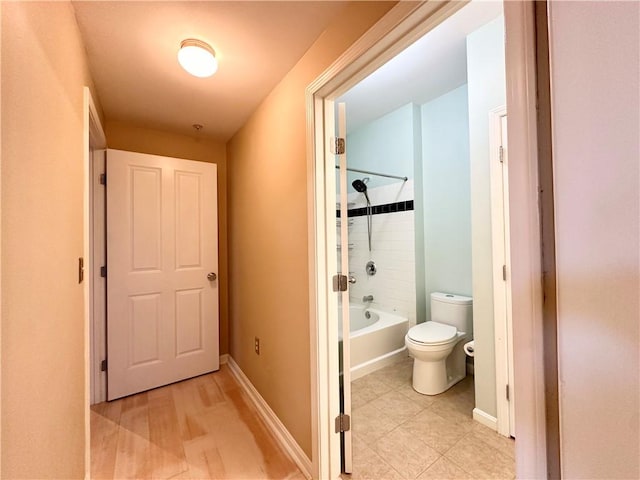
[254, 337, 260, 355]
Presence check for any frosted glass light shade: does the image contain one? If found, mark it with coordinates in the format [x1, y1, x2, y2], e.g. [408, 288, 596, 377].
[178, 39, 218, 78]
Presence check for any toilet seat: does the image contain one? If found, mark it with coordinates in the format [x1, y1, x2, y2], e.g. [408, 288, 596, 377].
[407, 321, 457, 345]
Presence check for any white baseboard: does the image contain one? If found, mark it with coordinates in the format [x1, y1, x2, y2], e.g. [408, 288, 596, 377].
[226, 356, 312, 479]
[473, 408, 498, 431]
[219, 353, 229, 365]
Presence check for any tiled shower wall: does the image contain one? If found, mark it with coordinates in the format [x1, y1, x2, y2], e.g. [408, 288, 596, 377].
[341, 180, 417, 327]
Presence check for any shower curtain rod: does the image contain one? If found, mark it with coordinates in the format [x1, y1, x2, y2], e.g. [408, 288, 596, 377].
[335, 166, 408, 182]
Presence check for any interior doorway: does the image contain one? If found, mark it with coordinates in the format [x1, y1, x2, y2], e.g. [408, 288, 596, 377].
[307, 1, 549, 479]
[331, 2, 514, 475]
[88, 148, 221, 404]
[84, 90, 221, 408]
[83, 86, 107, 477]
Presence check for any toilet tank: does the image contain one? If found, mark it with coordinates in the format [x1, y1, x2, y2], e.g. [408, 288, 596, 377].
[430, 292, 473, 335]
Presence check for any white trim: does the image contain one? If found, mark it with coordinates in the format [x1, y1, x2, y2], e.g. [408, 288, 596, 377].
[308, 2, 466, 99]
[219, 353, 229, 365]
[88, 93, 106, 149]
[83, 86, 106, 480]
[0, 2, 3, 470]
[90, 148, 107, 405]
[226, 357, 312, 480]
[83, 88, 91, 480]
[87, 91, 107, 406]
[489, 105, 514, 438]
[503, 2, 548, 478]
[473, 408, 498, 431]
[307, 1, 550, 479]
[306, 92, 333, 480]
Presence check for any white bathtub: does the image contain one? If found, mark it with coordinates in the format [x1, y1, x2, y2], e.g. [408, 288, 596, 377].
[339, 304, 409, 381]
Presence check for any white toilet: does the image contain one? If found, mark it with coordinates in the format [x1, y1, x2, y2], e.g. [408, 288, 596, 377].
[405, 292, 473, 395]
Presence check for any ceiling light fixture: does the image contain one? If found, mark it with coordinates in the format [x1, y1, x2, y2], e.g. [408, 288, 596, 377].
[178, 39, 218, 78]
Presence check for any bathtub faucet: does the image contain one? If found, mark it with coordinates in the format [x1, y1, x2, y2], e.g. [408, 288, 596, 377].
[362, 295, 374, 303]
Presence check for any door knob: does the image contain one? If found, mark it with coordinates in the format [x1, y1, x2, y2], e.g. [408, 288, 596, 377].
[207, 272, 217, 281]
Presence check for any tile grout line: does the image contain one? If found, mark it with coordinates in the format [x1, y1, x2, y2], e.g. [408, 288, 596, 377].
[350, 360, 513, 479]
[440, 433, 477, 478]
[412, 453, 444, 480]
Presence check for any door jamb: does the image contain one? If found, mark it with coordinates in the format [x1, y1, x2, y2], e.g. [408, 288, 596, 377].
[90, 148, 107, 405]
[489, 105, 514, 437]
[83, 86, 106, 478]
[503, 2, 556, 476]
[306, 1, 553, 479]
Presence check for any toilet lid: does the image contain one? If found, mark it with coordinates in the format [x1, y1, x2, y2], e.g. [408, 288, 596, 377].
[408, 321, 457, 345]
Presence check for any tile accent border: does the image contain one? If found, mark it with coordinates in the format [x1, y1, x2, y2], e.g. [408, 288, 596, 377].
[337, 200, 414, 218]
[226, 356, 312, 479]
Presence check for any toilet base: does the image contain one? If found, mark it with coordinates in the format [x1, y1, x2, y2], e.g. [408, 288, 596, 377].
[410, 342, 467, 395]
[412, 359, 465, 395]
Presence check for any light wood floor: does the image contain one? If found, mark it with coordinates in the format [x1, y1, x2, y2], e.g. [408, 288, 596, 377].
[90, 365, 306, 479]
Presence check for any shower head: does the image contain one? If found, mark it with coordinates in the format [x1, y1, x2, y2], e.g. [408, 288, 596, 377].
[352, 178, 370, 205]
[352, 179, 368, 193]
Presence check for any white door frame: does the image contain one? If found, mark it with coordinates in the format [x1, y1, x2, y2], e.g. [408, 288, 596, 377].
[306, 2, 550, 479]
[83, 86, 107, 479]
[90, 147, 106, 405]
[489, 105, 515, 437]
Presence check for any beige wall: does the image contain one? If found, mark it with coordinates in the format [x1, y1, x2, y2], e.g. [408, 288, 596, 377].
[226, 1, 395, 457]
[106, 121, 230, 355]
[549, 2, 639, 478]
[1, 2, 99, 477]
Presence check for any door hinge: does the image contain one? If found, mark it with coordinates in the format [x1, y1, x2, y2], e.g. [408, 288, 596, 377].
[100, 265, 107, 278]
[506, 384, 510, 401]
[99, 173, 106, 185]
[499, 145, 504, 164]
[330, 137, 345, 155]
[78, 257, 84, 284]
[100, 359, 107, 372]
[332, 274, 348, 292]
[502, 265, 507, 281]
[335, 413, 351, 433]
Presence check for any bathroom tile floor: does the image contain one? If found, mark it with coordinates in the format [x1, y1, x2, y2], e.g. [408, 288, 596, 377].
[347, 357, 515, 480]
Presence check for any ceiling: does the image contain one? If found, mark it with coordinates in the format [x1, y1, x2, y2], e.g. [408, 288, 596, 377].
[72, 1, 348, 142]
[339, 0, 503, 132]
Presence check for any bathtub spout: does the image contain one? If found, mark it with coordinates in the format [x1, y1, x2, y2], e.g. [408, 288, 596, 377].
[362, 295, 374, 303]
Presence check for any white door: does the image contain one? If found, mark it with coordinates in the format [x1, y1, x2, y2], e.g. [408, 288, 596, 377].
[336, 103, 353, 473]
[106, 149, 219, 400]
